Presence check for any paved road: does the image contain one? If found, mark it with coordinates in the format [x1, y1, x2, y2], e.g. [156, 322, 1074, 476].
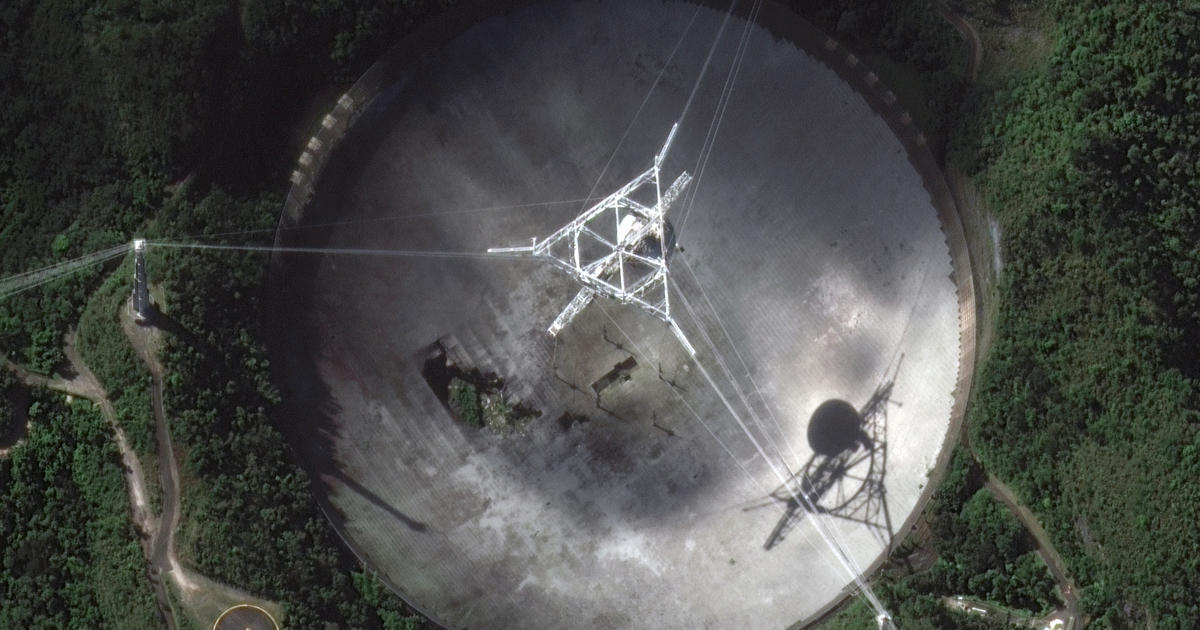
[985, 475, 1082, 626]
[147, 368, 180, 584]
[944, 595, 1070, 629]
[936, 0, 983, 81]
[121, 310, 199, 599]
[4, 337, 178, 630]
[933, 5, 1083, 626]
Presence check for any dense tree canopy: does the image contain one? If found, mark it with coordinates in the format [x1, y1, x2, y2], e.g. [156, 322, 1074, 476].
[4, 0, 448, 627]
[814, 0, 1199, 626]
[965, 2, 1200, 626]
[913, 451, 1059, 614]
[789, 0, 968, 151]
[0, 394, 160, 628]
[0, 370, 17, 439]
[147, 188, 426, 628]
[0, 0, 448, 369]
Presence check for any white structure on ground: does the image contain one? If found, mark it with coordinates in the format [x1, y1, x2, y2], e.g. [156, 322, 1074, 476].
[489, 123, 696, 355]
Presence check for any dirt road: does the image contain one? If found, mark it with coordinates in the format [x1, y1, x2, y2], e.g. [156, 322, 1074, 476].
[985, 475, 1082, 626]
[121, 304, 279, 626]
[4, 338, 177, 630]
[122, 316, 186, 595]
[936, 0, 983, 80]
[120, 304, 218, 608]
[933, 6, 1080, 626]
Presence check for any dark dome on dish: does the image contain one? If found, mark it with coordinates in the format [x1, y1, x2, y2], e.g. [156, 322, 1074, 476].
[271, 1, 967, 628]
[808, 399, 868, 456]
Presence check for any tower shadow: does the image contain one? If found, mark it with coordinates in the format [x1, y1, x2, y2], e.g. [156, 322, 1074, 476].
[322, 467, 430, 533]
[141, 303, 203, 350]
[266, 251, 433, 538]
[749, 356, 902, 550]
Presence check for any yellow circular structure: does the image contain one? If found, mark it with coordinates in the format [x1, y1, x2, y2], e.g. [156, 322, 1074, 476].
[212, 604, 279, 630]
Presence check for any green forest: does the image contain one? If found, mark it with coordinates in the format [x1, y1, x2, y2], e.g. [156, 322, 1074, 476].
[966, 1, 1199, 626]
[0, 392, 161, 628]
[1, 0, 446, 627]
[823, 451, 1057, 630]
[800, 0, 1200, 627]
[2, 0, 1199, 628]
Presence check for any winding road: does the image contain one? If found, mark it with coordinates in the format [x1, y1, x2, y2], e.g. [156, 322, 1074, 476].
[123, 309, 186, 590]
[3, 336, 177, 630]
[122, 315, 189, 596]
[935, 5, 1081, 627]
[985, 475, 1082, 627]
[936, 0, 983, 81]
[122, 302, 277, 625]
[4, 305, 254, 629]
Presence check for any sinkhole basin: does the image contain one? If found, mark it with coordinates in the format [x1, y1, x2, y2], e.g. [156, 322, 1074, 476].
[269, 1, 973, 628]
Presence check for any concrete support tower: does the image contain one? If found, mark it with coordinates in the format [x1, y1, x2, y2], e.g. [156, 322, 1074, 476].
[131, 239, 151, 323]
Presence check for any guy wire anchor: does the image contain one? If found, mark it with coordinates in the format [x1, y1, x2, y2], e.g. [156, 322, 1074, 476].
[488, 123, 696, 356]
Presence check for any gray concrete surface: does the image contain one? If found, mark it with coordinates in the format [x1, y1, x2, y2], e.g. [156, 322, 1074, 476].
[272, 2, 962, 628]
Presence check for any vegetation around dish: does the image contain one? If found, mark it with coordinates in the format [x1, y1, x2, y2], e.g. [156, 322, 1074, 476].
[446, 373, 540, 433]
[0, 392, 161, 628]
[75, 258, 161, 509]
[426, 343, 542, 434]
[2, 0, 1197, 628]
[965, 1, 1199, 625]
[793, 0, 969, 154]
[448, 378, 484, 427]
[2, 0, 450, 627]
[807, 0, 1200, 627]
[0, 371, 20, 442]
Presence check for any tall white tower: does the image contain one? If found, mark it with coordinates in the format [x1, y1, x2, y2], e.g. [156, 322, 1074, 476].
[131, 239, 152, 322]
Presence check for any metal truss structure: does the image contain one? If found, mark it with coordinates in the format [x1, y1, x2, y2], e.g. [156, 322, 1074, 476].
[489, 124, 696, 355]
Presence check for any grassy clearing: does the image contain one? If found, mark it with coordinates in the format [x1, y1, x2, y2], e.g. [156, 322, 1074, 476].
[975, 5, 1056, 87]
[76, 258, 163, 512]
[172, 569, 285, 630]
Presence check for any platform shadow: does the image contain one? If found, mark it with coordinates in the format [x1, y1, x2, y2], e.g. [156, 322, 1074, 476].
[750, 357, 902, 550]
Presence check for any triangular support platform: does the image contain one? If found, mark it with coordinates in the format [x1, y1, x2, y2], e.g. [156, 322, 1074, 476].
[489, 124, 696, 355]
